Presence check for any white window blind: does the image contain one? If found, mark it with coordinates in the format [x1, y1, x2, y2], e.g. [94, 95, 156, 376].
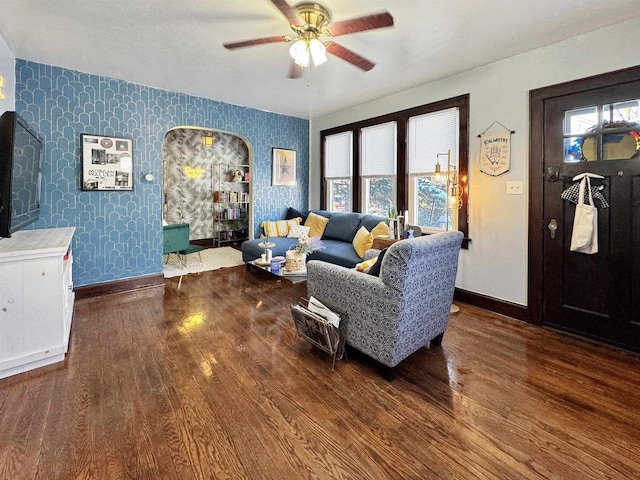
[324, 132, 353, 179]
[408, 108, 459, 174]
[361, 122, 397, 176]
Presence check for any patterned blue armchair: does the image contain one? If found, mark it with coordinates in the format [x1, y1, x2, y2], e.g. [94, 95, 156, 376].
[307, 231, 463, 373]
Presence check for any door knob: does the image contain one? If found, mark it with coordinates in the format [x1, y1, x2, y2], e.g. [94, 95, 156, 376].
[548, 219, 558, 239]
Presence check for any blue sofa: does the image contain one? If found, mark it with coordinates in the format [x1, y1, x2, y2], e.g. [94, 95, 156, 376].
[241, 211, 389, 268]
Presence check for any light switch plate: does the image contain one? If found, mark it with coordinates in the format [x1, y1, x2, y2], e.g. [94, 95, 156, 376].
[507, 181, 524, 195]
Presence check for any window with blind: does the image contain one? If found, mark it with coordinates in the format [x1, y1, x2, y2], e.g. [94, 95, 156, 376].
[320, 94, 469, 246]
[407, 108, 459, 232]
[360, 122, 397, 216]
[324, 131, 353, 212]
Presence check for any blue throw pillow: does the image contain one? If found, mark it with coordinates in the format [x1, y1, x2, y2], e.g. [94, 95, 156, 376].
[367, 248, 388, 277]
[285, 207, 307, 223]
[309, 210, 332, 219]
[360, 214, 389, 232]
[323, 212, 362, 242]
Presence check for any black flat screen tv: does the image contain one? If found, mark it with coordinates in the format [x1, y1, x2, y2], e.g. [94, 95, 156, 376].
[0, 111, 43, 238]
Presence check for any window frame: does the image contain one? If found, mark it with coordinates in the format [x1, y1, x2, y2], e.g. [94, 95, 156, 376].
[320, 94, 469, 248]
[359, 121, 398, 214]
[322, 131, 354, 211]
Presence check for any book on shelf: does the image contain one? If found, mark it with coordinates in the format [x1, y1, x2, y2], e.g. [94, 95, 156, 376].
[214, 190, 249, 204]
[217, 229, 248, 242]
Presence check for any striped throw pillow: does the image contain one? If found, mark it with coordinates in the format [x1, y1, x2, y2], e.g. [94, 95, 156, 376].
[260, 218, 301, 237]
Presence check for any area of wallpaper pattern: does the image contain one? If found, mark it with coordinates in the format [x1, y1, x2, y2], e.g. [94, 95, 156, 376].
[14, 60, 309, 287]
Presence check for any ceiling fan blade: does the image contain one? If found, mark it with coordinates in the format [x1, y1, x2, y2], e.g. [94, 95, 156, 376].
[326, 12, 394, 37]
[223, 35, 289, 50]
[269, 0, 303, 25]
[287, 62, 303, 79]
[325, 42, 375, 71]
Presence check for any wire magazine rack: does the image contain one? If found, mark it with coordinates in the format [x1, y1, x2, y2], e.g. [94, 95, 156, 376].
[290, 298, 346, 372]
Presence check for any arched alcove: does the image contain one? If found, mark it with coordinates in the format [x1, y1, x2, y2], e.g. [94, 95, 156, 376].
[162, 127, 252, 241]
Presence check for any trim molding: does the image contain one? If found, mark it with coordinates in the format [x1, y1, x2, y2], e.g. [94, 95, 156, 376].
[454, 288, 528, 321]
[75, 273, 165, 300]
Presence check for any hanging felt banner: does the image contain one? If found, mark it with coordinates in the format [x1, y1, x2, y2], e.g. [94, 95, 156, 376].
[480, 132, 511, 176]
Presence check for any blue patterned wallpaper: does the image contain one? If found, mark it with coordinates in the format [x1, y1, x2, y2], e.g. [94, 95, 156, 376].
[14, 60, 309, 287]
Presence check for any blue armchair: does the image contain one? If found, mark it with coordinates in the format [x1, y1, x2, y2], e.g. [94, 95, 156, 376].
[163, 223, 204, 267]
[307, 231, 463, 374]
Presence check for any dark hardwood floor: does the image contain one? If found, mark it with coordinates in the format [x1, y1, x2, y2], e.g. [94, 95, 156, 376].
[1, 265, 640, 479]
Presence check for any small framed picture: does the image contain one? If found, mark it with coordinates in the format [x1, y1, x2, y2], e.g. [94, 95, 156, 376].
[81, 134, 133, 190]
[272, 148, 296, 186]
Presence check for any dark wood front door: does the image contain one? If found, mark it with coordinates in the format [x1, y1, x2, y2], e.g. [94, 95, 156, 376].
[541, 81, 640, 350]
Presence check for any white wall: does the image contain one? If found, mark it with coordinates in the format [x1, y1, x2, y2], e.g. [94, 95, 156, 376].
[310, 18, 640, 306]
[0, 32, 15, 113]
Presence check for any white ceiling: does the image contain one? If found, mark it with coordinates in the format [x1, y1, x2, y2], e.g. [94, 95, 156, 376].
[1, 0, 638, 119]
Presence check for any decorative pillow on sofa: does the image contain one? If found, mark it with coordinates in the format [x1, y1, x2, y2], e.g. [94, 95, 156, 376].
[367, 248, 388, 277]
[352, 226, 374, 258]
[260, 218, 301, 237]
[285, 207, 307, 223]
[355, 256, 378, 273]
[304, 212, 330, 238]
[370, 221, 390, 238]
[323, 212, 362, 242]
[309, 210, 332, 219]
[287, 224, 311, 238]
[360, 214, 389, 232]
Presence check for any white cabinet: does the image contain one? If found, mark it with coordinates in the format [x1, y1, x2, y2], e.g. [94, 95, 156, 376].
[0, 227, 75, 379]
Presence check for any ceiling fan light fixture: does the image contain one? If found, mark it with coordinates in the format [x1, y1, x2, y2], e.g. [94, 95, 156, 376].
[223, 1, 393, 76]
[289, 39, 309, 67]
[309, 38, 327, 66]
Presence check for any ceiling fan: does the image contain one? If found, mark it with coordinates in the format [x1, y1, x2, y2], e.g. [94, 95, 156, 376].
[223, 0, 394, 78]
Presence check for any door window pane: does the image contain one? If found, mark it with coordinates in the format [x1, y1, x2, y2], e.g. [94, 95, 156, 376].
[603, 100, 640, 124]
[580, 136, 598, 161]
[603, 132, 640, 161]
[564, 106, 597, 135]
[563, 137, 585, 163]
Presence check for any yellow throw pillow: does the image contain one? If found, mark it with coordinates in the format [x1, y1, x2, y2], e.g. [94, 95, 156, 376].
[260, 218, 301, 237]
[304, 212, 329, 238]
[370, 221, 390, 238]
[352, 226, 374, 258]
[355, 256, 378, 272]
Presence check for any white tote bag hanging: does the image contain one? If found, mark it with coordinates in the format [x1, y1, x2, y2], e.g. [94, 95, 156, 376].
[569, 174, 600, 254]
